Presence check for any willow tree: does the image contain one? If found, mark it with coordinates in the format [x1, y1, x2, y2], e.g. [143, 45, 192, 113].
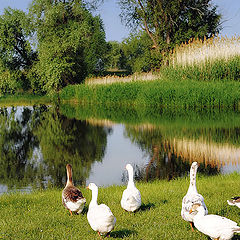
[29, 0, 107, 94]
[119, 0, 222, 51]
[0, 8, 36, 92]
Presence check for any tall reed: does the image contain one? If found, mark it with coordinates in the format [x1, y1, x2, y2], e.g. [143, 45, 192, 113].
[169, 35, 240, 67]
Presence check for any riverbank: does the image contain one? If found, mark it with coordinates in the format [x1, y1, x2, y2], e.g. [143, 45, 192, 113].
[0, 93, 52, 107]
[60, 79, 240, 109]
[1, 173, 240, 239]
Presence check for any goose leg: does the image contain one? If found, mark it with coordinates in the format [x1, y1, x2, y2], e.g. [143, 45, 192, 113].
[69, 210, 72, 216]
[98, 232, 103, 240]
[190, 222, 194, 231]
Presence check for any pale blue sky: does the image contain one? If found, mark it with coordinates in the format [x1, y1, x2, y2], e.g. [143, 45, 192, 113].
[0, 0, 239, 41]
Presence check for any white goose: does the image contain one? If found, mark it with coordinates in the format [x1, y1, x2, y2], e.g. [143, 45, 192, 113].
[62, 164, 86, 215]
[87, 183, 116, 238]
[227, 196, 240, 208]
[121, 163, 141, 212]
[181, 161, 208, 231]
[190, 204, 240, 240]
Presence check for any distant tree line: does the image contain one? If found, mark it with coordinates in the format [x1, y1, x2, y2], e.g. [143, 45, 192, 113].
[0, 0, 221, 94]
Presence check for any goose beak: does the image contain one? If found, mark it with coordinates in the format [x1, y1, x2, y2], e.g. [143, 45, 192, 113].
[189, 209, 193, 214]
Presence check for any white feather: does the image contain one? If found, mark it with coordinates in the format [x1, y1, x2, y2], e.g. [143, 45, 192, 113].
[121, 164, 141, 212]
[192, 205, 240, 240]
[87, 183, 116, 235]
[181, 162, 208, 223]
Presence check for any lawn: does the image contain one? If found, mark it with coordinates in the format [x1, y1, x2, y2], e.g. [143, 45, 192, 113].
[1, 173, 240, 239]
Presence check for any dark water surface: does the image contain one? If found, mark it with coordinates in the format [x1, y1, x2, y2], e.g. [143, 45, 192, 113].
[0, 105, 240, 194]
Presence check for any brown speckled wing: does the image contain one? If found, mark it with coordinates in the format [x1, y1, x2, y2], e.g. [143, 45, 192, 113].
[63, 186, 84, 202]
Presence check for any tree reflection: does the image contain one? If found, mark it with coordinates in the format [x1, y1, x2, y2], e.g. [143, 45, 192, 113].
[0, 107, 39, 189]
[124, 126, 219, 182]
[0, 106, 109, 191]
[33, 107, 109, 187]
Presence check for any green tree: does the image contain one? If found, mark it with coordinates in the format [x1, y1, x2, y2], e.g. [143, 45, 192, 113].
[121, 31, 161, 72]
[0, 8, 36, 92]
[106, 41, 128, 70]
[119, 0, 222, 51]
[29, 0, 107, 94]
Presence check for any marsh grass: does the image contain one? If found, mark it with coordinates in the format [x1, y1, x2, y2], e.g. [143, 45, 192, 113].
[1, 174, 240, 239]
[0, 93, 52, 107]
[60, 79, 240, 109]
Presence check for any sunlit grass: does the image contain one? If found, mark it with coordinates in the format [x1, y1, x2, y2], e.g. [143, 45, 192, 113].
[1, 173, 240, 239]
[60, 79, 240, 108]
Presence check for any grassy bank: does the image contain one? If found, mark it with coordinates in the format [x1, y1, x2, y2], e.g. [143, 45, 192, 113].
[0, 93, 52, 107]
[1, 173, 240, 239]
[60, 79, 240, 109]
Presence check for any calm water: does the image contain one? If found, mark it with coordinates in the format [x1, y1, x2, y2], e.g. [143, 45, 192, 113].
[0, 105, 240, 194]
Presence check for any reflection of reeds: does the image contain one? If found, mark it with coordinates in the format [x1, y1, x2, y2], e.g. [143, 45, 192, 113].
[85, 72, 159, 85]
[86, 118, 116, 127]
[169, 35, 240, 67]
[166, 138, 240, 169]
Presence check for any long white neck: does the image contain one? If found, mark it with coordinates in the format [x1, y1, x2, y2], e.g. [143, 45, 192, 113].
[127, 167, 135, 188]
[187, 165, 197, 194]
[89, 187, 98, 208]
[194, 206, 206, 222]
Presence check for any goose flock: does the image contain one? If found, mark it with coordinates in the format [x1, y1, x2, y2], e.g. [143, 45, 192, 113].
[62, 162, 240, 239]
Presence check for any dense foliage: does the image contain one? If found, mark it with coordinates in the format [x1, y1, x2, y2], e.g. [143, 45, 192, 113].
[119, 0, 221, 50]
[0, 0, 108, 95]
[29, 0, 107, 94]
[0, 8, 36, 93]
[115, 0, 222, 71]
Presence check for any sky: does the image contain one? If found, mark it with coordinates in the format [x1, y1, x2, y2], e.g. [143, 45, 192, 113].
[0, 0, 239, 42]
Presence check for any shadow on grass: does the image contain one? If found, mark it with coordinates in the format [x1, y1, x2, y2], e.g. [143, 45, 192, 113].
[77, 206, 88, 215]
[139, 202, 155, 211]
[110, 229, 137, 238]
[232, 236, 240, 240]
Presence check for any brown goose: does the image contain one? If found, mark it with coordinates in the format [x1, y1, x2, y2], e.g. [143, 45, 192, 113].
[62, 164, 86, 216]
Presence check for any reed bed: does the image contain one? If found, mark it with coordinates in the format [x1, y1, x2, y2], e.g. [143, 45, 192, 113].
[169, 35, 240, 67]
[85, 71, 160, 85]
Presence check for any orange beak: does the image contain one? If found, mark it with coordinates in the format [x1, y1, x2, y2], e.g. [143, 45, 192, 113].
[189, 209, 193, 214]
[86, 186, 89, 189]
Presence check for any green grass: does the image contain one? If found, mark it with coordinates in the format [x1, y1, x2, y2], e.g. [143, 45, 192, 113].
[1, 173, 240, 239]
[0, 93, 53, 107]
[165, 56, 240, 82]
[60, 79, 240, 109]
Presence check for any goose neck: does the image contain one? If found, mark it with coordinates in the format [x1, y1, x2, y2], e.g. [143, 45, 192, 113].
[66, 167, 73, 186]
[89, 188, 98, 208]
[194, 207, 205, 221]
[128, 167, 134, 180]
[187, 166, 197, 193]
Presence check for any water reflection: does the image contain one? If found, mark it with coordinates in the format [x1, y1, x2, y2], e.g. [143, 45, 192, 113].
[0, 105, 110, 193]
[124, 126, 220, 182]
[1, 104, 240, 194]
